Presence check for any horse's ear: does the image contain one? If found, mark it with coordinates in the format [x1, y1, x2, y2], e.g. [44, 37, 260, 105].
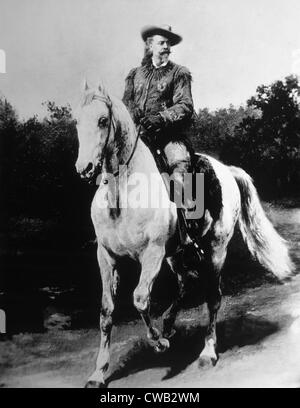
[82, 78, 89, 93]
[97, 80, 109, 98]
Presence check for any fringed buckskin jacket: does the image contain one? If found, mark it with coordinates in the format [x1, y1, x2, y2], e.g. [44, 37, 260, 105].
[122, 60, 194, 146]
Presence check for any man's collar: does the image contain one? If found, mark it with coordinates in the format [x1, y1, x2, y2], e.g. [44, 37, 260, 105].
[152, 58, 169, 69]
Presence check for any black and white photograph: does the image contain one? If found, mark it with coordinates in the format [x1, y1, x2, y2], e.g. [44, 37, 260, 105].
[0, 0, 300, 390]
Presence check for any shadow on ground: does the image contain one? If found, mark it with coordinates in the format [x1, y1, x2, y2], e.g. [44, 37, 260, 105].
[107, 314, 279, 385]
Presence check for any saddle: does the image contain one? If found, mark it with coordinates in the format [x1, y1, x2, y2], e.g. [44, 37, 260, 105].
[193, 153, 222, 221]
[153, 149, 222, 221]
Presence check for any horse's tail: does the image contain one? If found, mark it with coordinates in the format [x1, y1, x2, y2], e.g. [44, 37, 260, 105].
[229, 165, 294, 280]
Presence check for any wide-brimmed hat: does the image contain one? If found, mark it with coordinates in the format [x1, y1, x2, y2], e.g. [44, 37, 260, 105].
[141, 24, 182, 46]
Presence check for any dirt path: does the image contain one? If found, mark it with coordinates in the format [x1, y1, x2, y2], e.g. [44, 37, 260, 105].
[111, 275, 300, 388]
[1, 273, 300, 388]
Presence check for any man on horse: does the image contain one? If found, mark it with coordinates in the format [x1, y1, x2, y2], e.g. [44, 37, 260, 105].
[122, 24, 202, 265]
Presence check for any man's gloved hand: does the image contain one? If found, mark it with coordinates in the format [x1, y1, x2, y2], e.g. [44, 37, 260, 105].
[140, 114, 164, 132]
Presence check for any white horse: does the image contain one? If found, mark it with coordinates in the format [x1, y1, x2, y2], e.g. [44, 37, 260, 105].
[75, 81, 293, 388]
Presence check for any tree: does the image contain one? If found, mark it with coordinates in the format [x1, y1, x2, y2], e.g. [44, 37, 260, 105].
[191, 105, 259, 157]
[0, 97, 18, 129]
[0, 98, 19, 218]
[221, 75, 300, 197]
[42, 101, 72, 123]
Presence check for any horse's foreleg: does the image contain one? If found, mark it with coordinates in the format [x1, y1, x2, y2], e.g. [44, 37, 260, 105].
[85, 246, 118, 388]
[134, 244, 169, 352]
[162, 255, 186, 339]
[199, 250, 226, 367]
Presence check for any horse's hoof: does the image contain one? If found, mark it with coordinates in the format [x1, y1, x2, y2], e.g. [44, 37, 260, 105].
[198, 353, 218, 368]
[85, 380, 106, 388]
[154, 338, 170, 353]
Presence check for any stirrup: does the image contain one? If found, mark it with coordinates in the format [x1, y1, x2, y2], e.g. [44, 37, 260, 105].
[182, 238, 204, 270]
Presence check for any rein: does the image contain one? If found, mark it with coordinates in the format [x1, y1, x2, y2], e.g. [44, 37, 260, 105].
[92, 95, 141, 180]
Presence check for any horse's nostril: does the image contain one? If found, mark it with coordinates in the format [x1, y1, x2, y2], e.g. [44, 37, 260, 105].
[85, 162, 93, 174]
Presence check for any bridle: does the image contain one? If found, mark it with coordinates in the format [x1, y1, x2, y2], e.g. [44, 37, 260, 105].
[91, 95, 141, 181]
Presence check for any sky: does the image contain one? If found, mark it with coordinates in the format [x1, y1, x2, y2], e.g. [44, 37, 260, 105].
[0, 0, 300, 119]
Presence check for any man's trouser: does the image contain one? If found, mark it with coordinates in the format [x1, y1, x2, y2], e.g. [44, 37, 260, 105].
[160, 141, 203, 265]
[163, 140, 192, 201]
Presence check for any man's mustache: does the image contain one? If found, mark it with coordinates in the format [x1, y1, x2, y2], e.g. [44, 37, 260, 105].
[160, 50, 171, 55]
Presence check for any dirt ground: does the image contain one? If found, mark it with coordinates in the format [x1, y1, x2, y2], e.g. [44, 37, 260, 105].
[1, 206, 300, 388]
[1, 274, 300, 388]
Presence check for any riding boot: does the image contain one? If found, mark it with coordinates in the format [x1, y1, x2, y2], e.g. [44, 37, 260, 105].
[174, 158, 205, 270]
[177, 207, 204, 270]
[151, 141, 205, 269]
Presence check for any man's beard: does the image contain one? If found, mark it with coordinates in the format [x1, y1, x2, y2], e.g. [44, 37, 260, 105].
[160, 50, 171, 62]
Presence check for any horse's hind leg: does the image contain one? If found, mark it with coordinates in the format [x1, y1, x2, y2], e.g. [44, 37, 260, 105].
[134, 243, 170, 352]
[198, 247, 226, 367]
[162, 254, 186, 339]
[85, 246, 119, 388]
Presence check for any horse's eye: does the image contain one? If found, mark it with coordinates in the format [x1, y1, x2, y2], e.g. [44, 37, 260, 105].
[98, 117, 108, 128]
